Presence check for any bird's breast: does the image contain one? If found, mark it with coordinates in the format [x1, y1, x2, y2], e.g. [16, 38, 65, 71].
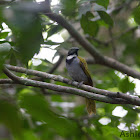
[66, 57, 88, 82]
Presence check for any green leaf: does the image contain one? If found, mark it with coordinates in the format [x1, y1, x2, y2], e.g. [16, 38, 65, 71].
[3, 4, 43, 65]
[101, 126, 120, 139]
[73, 105, 85, 116]
[61, 0, 77, 17]
[0, 32, 9, 39]
[80, 12, 99, 36]
[58, 41, 73, 49]
[118, 77, 135, 93]
[132, 6, 140, 24]
[19, 93, 81, 137]
[51, 95, 63, 102]
[0, 94, 22, 137]
[96, 0, 109, 9]
[0, 42, 11, 55]
[122, 107, 137, 127]
[0, 43, 11, 70]
[98, 11, 114, 27]
[22, 130, 39, 140]
[7, 47, 18, 65]
[78, 2, 91, 18]
[47, 25, 63, 38]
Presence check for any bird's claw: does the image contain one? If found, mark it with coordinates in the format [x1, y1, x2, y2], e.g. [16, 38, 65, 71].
[77, 81, 84, 87]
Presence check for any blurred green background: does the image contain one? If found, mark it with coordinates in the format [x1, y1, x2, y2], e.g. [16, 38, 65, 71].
[0, 0, 140, 139]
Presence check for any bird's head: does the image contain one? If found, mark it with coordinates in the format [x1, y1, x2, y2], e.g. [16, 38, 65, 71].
[67, 47, 79, 56]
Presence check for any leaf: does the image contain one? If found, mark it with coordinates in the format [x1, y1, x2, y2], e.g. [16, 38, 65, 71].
[0, 32, 9, 39]
[58, 41, 73, 49]
[73, 105, 85, 116]
[7, 47, 18, 65]
[96, 0, 109, 9]
[132, 6, 140, 24]
[101, 126, 120, 139]
[19, 93, 81, 137]
[0, 42, 11, 55]
[61, 0, 77, 17]
[3, 4, 43, 65]
[122, 107, 137, 127]
[118, 77, 135, 93]
[22, 130, 39, 140]
[51, 95, 63, 102]
[0, 43, 11, 70]
[0, 94, 22, 137]
[78, 2, 91, 18]
[47, 25, 63, 38]
[93, 3, 106, 11]
[98, 11, 114, 27]
[80, 12, 99, 36]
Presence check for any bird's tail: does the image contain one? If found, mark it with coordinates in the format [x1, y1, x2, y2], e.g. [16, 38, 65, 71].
[86, 98, 96, 115]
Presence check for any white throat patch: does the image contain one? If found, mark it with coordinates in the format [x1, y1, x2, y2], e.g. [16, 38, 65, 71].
[67, 54, 76, 60]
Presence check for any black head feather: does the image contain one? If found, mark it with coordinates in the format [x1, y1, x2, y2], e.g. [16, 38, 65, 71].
[68, 47, 79, 56]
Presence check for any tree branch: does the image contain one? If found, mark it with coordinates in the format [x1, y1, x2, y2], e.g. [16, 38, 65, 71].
[0, 0, 15, 5]
[0, 79, 13, 84]
[41, 55, 64, 95]
[42, 1, 140, 80]
[3, 67, 133, 105]
[4, 65, 140, 106]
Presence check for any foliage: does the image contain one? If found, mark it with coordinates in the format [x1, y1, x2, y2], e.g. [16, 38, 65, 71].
[0, 0, 140, 140]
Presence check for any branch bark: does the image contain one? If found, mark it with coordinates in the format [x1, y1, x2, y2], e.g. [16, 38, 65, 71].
[4, 65, 140, 106]
[3, 67, 133, 105]
[0, 79, 13, 84]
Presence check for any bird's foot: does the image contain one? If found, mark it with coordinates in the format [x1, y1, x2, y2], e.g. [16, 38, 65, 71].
[77, 81, 84, 87]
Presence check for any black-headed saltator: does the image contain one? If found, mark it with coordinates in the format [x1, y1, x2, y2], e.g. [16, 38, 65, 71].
[66, 47, 96, 115]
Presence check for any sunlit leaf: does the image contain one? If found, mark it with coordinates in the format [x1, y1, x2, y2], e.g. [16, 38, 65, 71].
[0, 32, 9, 39]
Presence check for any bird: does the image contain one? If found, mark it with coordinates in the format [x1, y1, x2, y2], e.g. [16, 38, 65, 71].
[66, 47, 96, 115]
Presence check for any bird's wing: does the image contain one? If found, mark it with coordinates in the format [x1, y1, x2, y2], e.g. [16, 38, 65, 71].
[78, 56, 93, 86]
